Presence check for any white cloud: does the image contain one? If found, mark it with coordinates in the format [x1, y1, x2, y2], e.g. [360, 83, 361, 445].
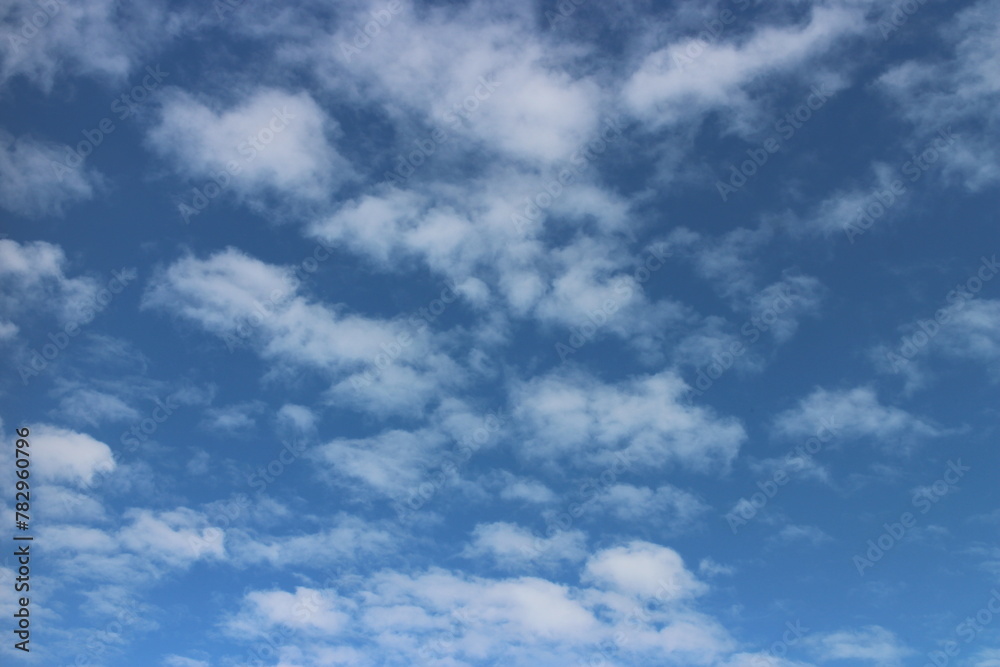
[205, 540, 909, 665]
[747, 274, 825, 344]
[31, 424, 116, 487]
[210, 539, 739, 664]
[750, 452, 830, 486]
[34, 483, 108, 522]
[223, 587, 351, 638]
[143, 248, 463, 416]
[461, 521, 587, 571]
[931, 298, 1000, 379]
[363, 567, 602, 650]
[162, 656, 209, 667]
[878, 0, 1000, 190]
[310, 0, 602, 165]
[805, 625, 913, 664]
[583, 541, 707, 600]
[308, 181, 676, 367]
[498, 475, 557, 504]
[229, 515, 395, 569]
[313, 428, 446, 499]
[35, 505, 228, 592]
[970, 648, 1000, 667]
[0, 238, 101, 332]
[147, 87, 354, 202]
[781, 161, 906, 237]
[773, 386, 941, 447]
[719, 654, 813, 667]
[0, 0, 186, 90]
[0, 130, 100, 216]
[873, 296, 1000, 391]
[698, 558, 735, 578]
[276, 403, 318, 436]
[773, 524, 833, 546]
[117, 507, 225, 566]
[623, 4, 865, 125]
[589, 483, 709, 532]
[185, 450, 210, 476]
[52, 383, 140, 427]
[667, 225, 773, 300]
[201, 401, 265, 435]
[512, 368, 745, 472]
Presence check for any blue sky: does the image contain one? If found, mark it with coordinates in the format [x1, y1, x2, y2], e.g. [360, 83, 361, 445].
[1, 0, 999, 665]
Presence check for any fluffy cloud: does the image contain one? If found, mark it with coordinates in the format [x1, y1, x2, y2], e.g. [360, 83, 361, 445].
[804, 625, 913, 664]
[461, 521, 588, 571]
[878, 0, 1000, 190]
[0, 130, 100, 217]
[228, 514, 396, 569]
[0, 238, 102, 335]
[162, 657, 210, 667]
[511, 368, 746, 471]
[37, 505, 226, 591]
[148, 87, 354, 202]
[224, 540, 743, 666]
[117, 507, 226, 565]
[773, 386, 942, 447]
[308, 176, 639, 322]
[312, 428, 447, 499]
[52, 382, 141, 427]
[142, 247, 462, 414]
[312, 0, 602, 165]
[223, 587, 351, 638]
[930, 298, 1000, 379]
[589, 483, 709, 532]
[497, 475, 557, 504]
[583, 541, 707, 600]
[30, 424, 116, 486]
[623, 3, 864, 125]
[0, 0, 185, 90]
